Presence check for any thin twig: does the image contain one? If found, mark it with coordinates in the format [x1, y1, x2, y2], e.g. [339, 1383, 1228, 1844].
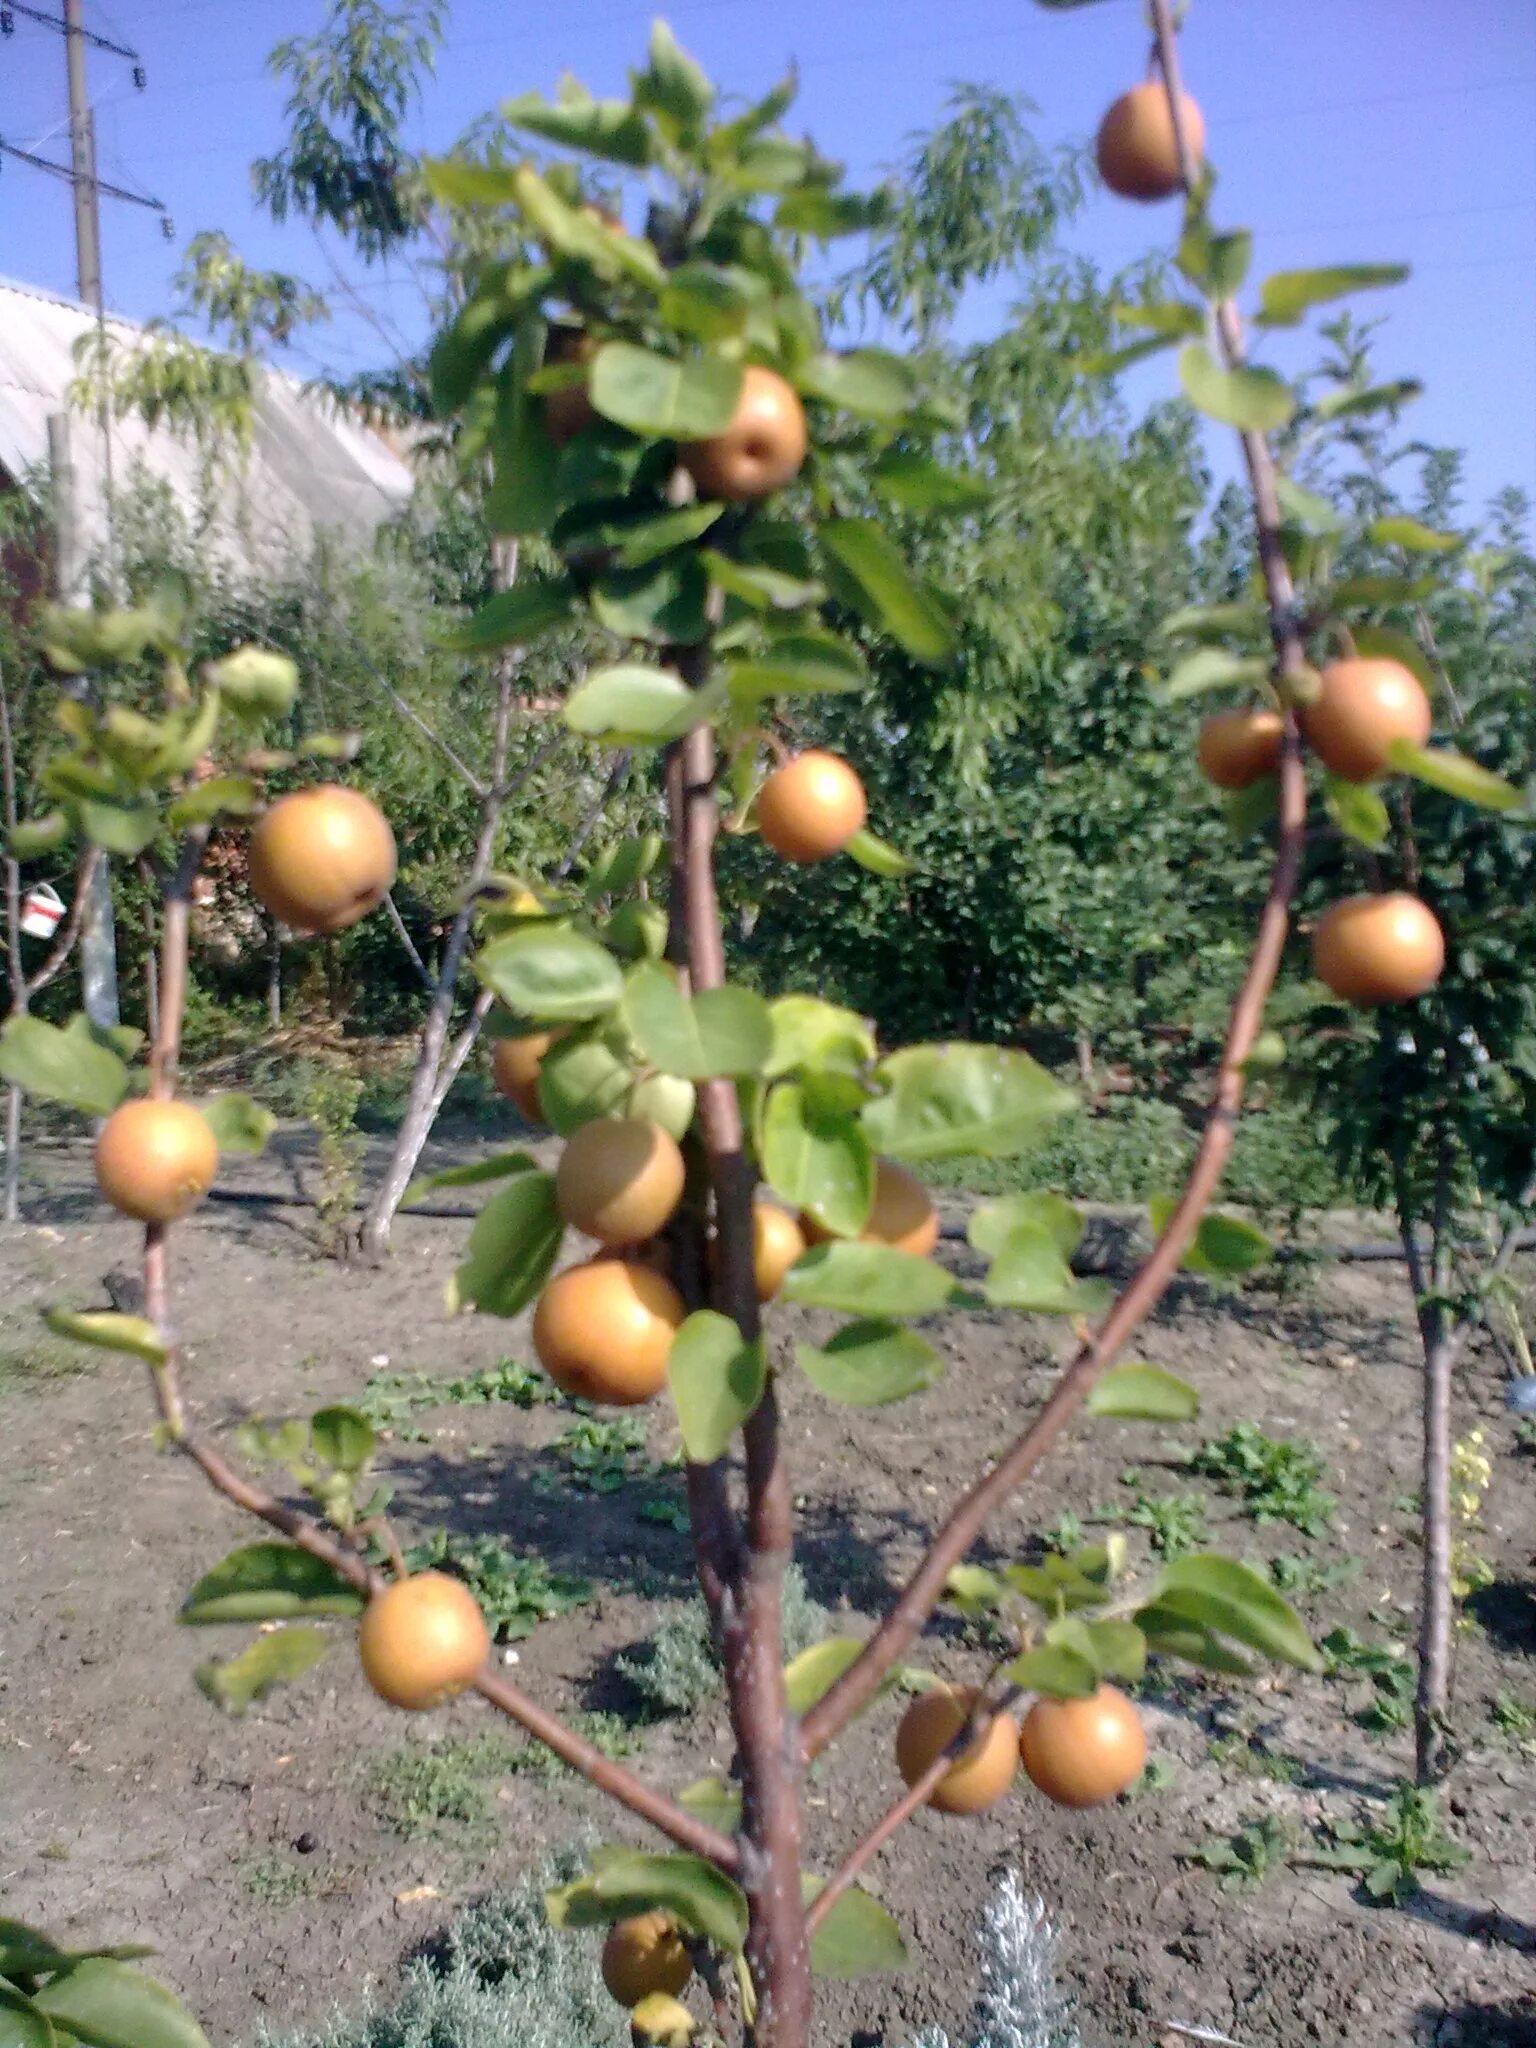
[23, 844, 101, 1000]
[552, 749, 632, 882]
[804, 5, 1312, 1761]
[344, 627, 489, 799]
[382, 890, 434, 989]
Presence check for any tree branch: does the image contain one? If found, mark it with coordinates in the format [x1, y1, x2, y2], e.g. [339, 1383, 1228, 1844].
[804, 7, 1313, 1762]
[382, 889, 434, 989]
[137, 822, 735, 1871]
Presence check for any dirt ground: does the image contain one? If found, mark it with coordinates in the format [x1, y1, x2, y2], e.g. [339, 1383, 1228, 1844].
[2, 1120, 1533, 2048]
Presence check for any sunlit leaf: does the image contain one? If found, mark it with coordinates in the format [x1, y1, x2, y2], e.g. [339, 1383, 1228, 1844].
[1178, 345, 1294, 432]
[1142, 1554, 1321, 1670]
[667, 1310, 766, 1463]
[436, 577, 577, 654]
[796, 1322, 943, 1405]
[783, 1242, 963, 1316]
[817, 519, 953, 666]
[761, 1081, 874, 1236]
[803, 1881, 909, 1978]
[475, 926, 624, 1023]
[783, 1637, 864, 1716]
[194, 1626, 329, 1715]
[44, 1308, 166, 1366]
[181, 1543, 363, 1623]
[623, 962, 774, 1079]
[1086, 1363, 1199, 1422]
[447, 1171, 563, 1318]
[861, 1044, 1075, 1162]
[546, 1851, 749, 1953]
[1387, 741, 1523, 813]
[1255, 263, 1407, 327]
[589, 343, 742, 438]
[0, 1013, 129, 1116]
[31, 1956, 212, 2048]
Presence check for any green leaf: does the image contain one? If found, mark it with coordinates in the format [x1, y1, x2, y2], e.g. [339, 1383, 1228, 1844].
[1086, 1364, 1200, 1422]
[766, 996, 875, 1079]
[1178, 345, 1294, 432]
[403, 1150, 540, 1205]
[783, 1637, 865, 1717]
[31, 1958, 211, 2048]
[1349, 623, 1438, 695]
[310, 1405, 374, 1473]
[844, 829, 915, 878]
[723, 634, 866, 706]
[676, 1777, 741, 1835]
[507, 167, 666, 287]
[1386, 741, 1522, 812]
[1368, 514, 1458, 554]
[945, 1563, 1006, 1615]
[1158, 600, 1270, 644]
[701, 552, 821, 612]
[623, 963, 773, 1080]
[9, 809, 70, 858]
[448, 1172, 563, 1318]
[667, 1310, 766, 1464]
[1145, 1555, 1321, 1671]
[1161, 649, 1271, 702]
[1111, 298, 1205, 339]
[200, 1092, 273, 1156]
[1274, 474, 1346, 535]
[1324, 775, 1391, 849]
[537, 1027, 634, 1135]
[796, 349, 915, 423]
[783, 1242, 962, 1316]
[796, 1322, 943, 1406]
[487, 346, 563, 539]
[436, 577, 577, 655]
[0, 1013, 129, 1116]
[590, 554, 710, 645]
[1075, 333, 1181, 378]
[194, 1626, 329, 1715]
[968, 1192, 1082, 1262]
[420, 155, 523, 209]
[1204, 231, 1253, 299]
[615, 501, 725, 569]
[866, 450, 988, 514]
[204, 645, 298, 718]
[817, 519, 953, 666]
[43, 1308, 166, 1366]
[475, 927, 624, 1023]
[563, 664, 699, 746]
[861, 1043, 1075, 1162]
[983, 1223, 1110, 1316]
[546, 1851, 749, 1953]
[1255, 264, 1408, 327]
[166, 776, 260, 829]
[1149, 1196, 1273, 1275]
[774, 185, 888, 239]
[0, 1983, 55, 2048]
[761, 1082, 874, 1237]
[1004, 1641, 1098, 1698]
[635, 20, 715, 136]
[180, 1542, 363, 1623]
[660, 262, 758, 341]
[1223, 777, 1279, 840]
[1081, 1618, 1147, 1684]
[78, 797, 160, 857]
[1135, 1604, 1254, 1675]
[1313, 378, 1422, 424]
[589, 343, 742, 438]
[500, 87, 654, 167]
[803, 1882, 909, 1978]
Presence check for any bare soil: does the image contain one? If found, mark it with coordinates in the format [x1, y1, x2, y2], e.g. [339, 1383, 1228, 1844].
[2, 1122, 1533, 2048]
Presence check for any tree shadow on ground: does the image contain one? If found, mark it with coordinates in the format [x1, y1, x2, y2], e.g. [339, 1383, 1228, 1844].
[1412, 1996, 1536, 2046]
[1465, 1575, 1536, 1658]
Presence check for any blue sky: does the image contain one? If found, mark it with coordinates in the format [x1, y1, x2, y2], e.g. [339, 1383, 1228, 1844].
[5, 0, 1534, 523]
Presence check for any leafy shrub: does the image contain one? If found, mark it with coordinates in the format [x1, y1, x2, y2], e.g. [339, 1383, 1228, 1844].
[616, 1564, 827, 1720]
[261, 1847, 624, 2048]
[1191, 1424, 1337, 1537]
[401, 1529, 594, 1641]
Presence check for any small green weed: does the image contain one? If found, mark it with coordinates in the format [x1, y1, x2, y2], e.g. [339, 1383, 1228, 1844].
[364, 1734, 523, 1840]
[1040, 1510, 1085, 1555]
[506, 1713, 642, 1781]
[545, 1415, 649, 1494]
[0, 1338, 98, 1390]
[360, 1358, 562, 1440]
[401, 1530, 593, 1642]
[1269, 1552, 1360, 1598]
[617, 1564, 827, 1719]
[1124, 1489, 1208, 1557]
[1208, 1730, 1302, 1784]
[1190, 1815, 1295, 1891]
[1321, 1626, 1415, 1735]
[1309, 1785, 1470, 1905]
[237, 1855, 322, 1908]
[1191, 1423, 1336, 1537]
[1489, 1690, 1536, 1744]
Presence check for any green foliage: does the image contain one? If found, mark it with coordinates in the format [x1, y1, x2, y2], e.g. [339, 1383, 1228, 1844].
[1191, 1424, 1337, 1536]
[1123, 1489, 1209, 1559]
[1311, 1786, 1471, 1905]
[297, 1064, 365, 1257]
[1190, 1815, 1296, 1892]
[259, 1848, 624, 2048]
[616, 1564, 827, 1719]
[1321, 1627, 1416, 1737]
[364, 1733, 524, 1840]
[400, 1529, 593, 1641]
[357, 1356, 563, 1440]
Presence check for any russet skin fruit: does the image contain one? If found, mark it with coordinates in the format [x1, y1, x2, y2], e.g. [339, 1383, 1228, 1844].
[358, 1571, 491, 1711]
[554, 1117, 686, 1247]
[1197, 708, 1284, 790]
[532, 1259, 686, 1405]
[1312, 893, 1446, 1006]
[680, 364, 809, 501]
[249, 786, 397, 935]
[94, 1098, 219, 1223]
[756, 751, 868, 864]
[1301, 658, 1432, 783]
[1095, 82, 1205, 201]
[895, 1686, 1019, 1815]
[1019, 1686, 1147, 1808]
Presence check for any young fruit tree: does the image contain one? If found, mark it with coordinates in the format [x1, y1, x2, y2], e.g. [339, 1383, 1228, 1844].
[0, 9, 1521, 2046]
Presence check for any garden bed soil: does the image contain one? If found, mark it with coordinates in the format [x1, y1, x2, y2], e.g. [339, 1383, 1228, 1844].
[2, 1122, 1533, 2047]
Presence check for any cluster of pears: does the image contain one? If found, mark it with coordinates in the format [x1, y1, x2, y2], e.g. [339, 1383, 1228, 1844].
[895, 1678, 1146, 1815]
[494, 1033, 939, 1405]
[92, 782, 398, 1227]
[1198, 658, 1445, 1007]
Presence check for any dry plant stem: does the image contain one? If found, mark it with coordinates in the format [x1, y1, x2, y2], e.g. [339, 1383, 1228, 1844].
[672, 653, 811, 2043]
[134, 823, 735, 1870]
[805, 1687, 1025, 1939]
[806, 12, 1312, 1764]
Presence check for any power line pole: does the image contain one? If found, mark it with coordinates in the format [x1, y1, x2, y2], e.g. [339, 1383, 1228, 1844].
[60, 1, 119, 1031]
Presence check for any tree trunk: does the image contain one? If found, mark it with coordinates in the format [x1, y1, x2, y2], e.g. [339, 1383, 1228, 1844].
[267, 918, 282, 1028]
[356, 665, 515, 1259]
[1416, 1322, 1454, 1780]
[2, 1085, 20, 1226]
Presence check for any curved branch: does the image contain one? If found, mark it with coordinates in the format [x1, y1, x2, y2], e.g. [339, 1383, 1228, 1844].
[23, 845, 102, 1000]
[805, 5, 1314, 1762]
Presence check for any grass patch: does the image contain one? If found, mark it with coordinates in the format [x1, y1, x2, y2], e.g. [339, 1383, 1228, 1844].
[0, 1336, 98, 1391]
[364, 1734, 524, 1841]
[505, 1712, 642, 1781]
[1191, 1424, 1336, 1537]
[237, 1855, 323, 1908]
[616, 1564, 827, 1719]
